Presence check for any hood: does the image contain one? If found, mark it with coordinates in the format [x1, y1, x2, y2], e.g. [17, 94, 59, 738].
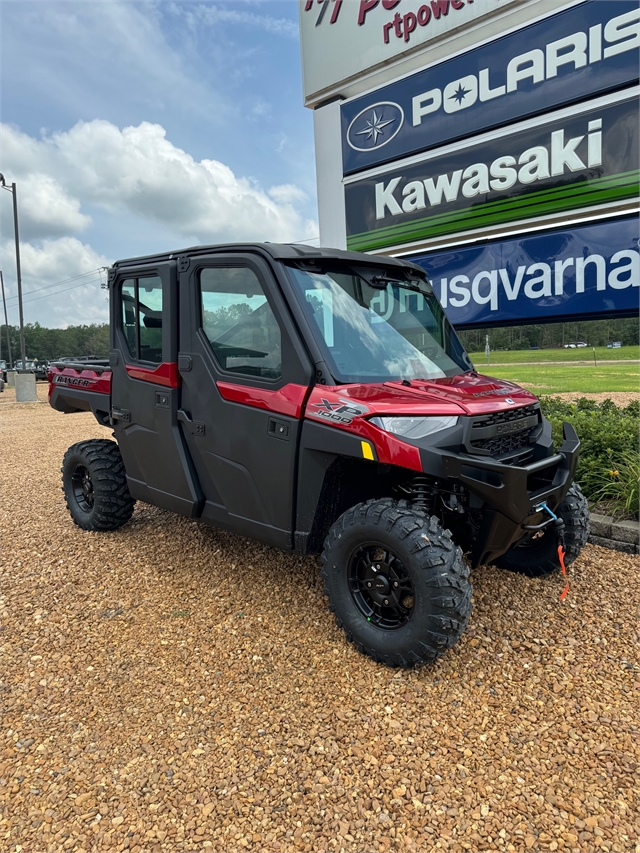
[310, 373, 537, 419]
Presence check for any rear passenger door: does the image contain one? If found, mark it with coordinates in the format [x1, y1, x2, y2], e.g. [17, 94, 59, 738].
[178, 253, 313, 549]
[110, 262, 202, 516]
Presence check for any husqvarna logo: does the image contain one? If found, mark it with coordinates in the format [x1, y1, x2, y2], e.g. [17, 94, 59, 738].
[347, 102, 404, 152]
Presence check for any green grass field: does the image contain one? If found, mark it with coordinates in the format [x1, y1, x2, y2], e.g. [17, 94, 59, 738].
[467, 345, 639, 364]
[473, 362, 639, 394]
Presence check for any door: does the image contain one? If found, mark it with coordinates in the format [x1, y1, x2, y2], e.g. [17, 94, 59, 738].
[110, 262, 202, 516]
[178, 253, 313, 549]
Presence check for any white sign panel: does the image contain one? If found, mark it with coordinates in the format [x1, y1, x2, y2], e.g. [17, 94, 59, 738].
[299, 0, 525, 106]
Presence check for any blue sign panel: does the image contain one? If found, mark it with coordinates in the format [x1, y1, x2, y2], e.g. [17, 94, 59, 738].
[341, 1, 640, 175]
[408, 216, 640, 329]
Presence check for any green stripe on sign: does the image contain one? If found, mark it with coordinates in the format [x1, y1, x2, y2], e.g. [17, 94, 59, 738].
[346, 170, 640, 252]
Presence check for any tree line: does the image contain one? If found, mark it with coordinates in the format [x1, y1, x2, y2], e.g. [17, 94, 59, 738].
[0, 322, 109, 364]
[0, 316, 637, 366]
[458, 318, 638, 352]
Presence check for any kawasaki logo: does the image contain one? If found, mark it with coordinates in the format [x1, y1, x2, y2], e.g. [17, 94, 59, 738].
[375, 119, 602, 221]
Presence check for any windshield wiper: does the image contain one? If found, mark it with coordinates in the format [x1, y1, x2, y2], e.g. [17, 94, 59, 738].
[371, 276, 433, 297]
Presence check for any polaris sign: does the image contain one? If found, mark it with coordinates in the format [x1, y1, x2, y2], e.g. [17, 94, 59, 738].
[345, 93, 638, 252]
[341, 1, 640, 174]
[407, 216, 640, 329]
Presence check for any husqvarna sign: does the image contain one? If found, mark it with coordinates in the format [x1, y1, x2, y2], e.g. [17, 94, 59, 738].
[411, 215, 640, 327]
[341, 1, 640, 174]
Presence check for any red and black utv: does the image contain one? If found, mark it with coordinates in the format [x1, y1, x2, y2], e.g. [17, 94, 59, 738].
[49, 243, 589, 666]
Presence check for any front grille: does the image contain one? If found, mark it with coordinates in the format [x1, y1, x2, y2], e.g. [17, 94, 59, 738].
[471, 404, 539, 429]
[472, 431, 533, 455]
[469, 404, 540, 458]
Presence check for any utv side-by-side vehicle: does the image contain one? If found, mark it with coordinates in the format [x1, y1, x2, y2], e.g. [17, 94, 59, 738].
[48, 243, 589, 667]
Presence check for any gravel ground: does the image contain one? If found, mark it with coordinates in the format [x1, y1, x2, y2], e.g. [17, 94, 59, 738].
[548, 393, 639, 407]
[1, 394, 639, 853]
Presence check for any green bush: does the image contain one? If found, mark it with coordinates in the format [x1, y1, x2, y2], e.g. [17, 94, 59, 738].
[591, 451, 639, 518]
[539, 397, 639, 516]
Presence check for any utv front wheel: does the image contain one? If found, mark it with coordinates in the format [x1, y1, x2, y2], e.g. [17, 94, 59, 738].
[321, 499, 472, 667]
[494, 483, 589, 577]
[62, 439, 135, 531]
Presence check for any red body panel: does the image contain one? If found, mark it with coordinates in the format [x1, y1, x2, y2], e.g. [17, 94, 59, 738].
[47, 360, 536, 475]
[47, 364, 112, 399]
[304, 375, 537, 472]
[125, 362, 180, 388]
[216, 381, 309, 418]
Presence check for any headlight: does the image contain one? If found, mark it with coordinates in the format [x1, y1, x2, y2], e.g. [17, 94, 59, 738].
[369, 415, 458, 440]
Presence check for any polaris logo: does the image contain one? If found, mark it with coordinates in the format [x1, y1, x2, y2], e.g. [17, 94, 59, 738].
[410, 8, 640, 122]
[347, 102, 404, 152]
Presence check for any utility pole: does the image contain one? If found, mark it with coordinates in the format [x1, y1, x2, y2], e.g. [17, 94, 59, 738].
[0, 270, 12, 369]
[0, 174, 26, 370]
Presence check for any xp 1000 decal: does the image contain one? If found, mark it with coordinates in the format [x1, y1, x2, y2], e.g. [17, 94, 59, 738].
[345, 94, 638, 252]
[309, 398, 370, 425]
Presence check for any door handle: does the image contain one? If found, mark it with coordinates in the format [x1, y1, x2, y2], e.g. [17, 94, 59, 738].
[268, 417, 290, 441]
[178, 409, 206, 436]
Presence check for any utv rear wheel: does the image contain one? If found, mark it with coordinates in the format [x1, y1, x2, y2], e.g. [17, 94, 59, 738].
[62, 439, 135, 531]
[321, 499, 472, 667]
[494, 483, 589, 578]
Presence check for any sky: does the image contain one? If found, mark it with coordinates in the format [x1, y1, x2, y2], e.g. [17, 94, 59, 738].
[0, 0, 318, 328]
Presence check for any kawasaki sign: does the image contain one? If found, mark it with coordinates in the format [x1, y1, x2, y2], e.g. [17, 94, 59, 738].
[409, 215, 639, 328]
[345, 93, 638, 252]
[341, 1, 640, 175]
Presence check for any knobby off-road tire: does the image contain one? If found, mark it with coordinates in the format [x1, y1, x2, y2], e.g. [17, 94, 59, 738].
[321, 498, 472, 667]
[495, 483, 590, 578]
[61, 439, 135, 531]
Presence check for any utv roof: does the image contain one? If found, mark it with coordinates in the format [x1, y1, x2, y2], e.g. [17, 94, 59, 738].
[111, 243, 425, 274]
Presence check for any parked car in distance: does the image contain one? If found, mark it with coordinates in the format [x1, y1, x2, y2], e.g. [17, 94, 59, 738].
[14, 359, 49, 380]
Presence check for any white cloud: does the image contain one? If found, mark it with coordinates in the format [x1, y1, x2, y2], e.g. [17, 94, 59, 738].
[174, 3, 299, 39]
[0, 117, 317, 326]
[1, 119, 316, 244]
[17, 175, 91, 239]
[1, 237, 110, 328]
[268, 183, 308, 204]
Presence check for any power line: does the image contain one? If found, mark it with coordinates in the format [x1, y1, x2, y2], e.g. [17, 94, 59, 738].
[4, 268, 106, 303]
[20, 276, 105, 306]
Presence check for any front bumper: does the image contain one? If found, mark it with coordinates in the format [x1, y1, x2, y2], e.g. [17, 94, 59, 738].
[429, 422, 580, 566]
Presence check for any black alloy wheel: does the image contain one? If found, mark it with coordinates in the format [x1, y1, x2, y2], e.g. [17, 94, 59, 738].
[70, 463, 95, 513]
[348, 544, 414, 630]
[61, 439, 135, 531]
[321, 498, 472, 667]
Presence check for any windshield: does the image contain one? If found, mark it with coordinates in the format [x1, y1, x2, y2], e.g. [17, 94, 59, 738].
[286, 264, 472, 383]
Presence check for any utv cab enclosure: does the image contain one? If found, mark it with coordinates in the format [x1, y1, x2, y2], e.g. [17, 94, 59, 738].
[49, 243, 589, 667]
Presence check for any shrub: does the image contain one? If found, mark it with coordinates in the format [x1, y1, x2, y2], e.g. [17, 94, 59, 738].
[539, 397, 639, 515]
[591, 451, 639, 518]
